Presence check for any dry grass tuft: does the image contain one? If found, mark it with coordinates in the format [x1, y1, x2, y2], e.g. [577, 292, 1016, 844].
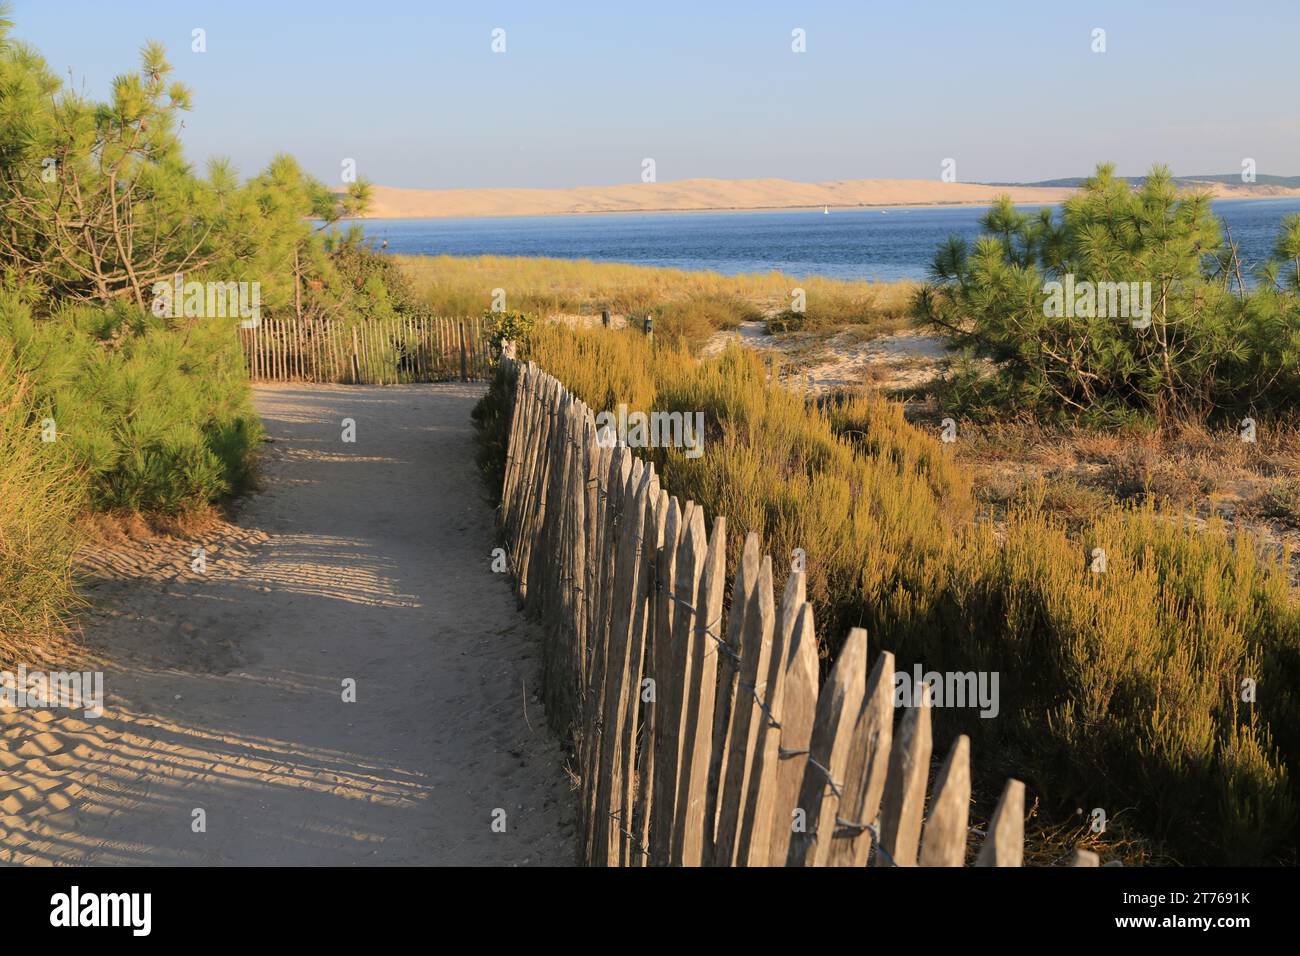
[0, 362, 85, 667]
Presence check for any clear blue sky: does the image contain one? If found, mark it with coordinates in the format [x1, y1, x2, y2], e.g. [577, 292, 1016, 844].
[9, 0, 1299, 189]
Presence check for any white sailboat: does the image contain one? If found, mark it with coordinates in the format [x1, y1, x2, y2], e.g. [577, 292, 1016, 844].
[823, 205, 829, 215]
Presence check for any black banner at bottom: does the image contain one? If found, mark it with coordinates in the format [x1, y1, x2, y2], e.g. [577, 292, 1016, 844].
[0, 864, 1282, 941]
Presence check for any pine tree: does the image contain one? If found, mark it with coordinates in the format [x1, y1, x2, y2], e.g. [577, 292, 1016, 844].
[914, 163, 1300, 421]
[0, 7, 370, 314]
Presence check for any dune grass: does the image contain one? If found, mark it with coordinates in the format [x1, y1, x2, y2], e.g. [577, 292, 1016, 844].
[0, 356, 84, 663]
[481, 324, 1300, 864]
[395, 254, 916, 350]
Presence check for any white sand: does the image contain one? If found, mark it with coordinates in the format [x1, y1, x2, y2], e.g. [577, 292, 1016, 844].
[1, 384, 574, 866]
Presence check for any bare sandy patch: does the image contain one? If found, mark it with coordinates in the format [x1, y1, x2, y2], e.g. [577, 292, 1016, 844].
[702, 321, 951, 395]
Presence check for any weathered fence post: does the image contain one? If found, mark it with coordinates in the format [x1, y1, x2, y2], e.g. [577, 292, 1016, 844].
[824, 649, 894, 867]
[670, 514, 726, 867]
[714, 556, 775, 866]
[975, 779, 1026, 867]
[738, 570, 805, 865]
[593, 463, 652, 865]
[351, 325, 361, 384]
[787, 628, 868, 867]
[873, 683, 933, 867]
[703, 532, 760, 864]
[764, 602, 818, 866]
[918, 735, 971, 866]
[459, 321, 469, 381]
[647, 496, 686, 864]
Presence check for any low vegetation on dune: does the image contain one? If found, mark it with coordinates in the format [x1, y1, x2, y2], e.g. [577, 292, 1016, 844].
[396, 253, 916, 350]
[479, 323, 1300, 864]
[950, 418, 1300, 543]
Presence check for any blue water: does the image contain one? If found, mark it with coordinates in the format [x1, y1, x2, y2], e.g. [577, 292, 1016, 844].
[357, 198, 1300, 283]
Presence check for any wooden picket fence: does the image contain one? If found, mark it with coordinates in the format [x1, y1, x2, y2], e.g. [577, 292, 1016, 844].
[238, 315, 490, 384]
[498, 349, 1091, 867]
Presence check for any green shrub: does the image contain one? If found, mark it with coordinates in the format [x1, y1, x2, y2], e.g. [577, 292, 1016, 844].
[0, 11, 375, 517]
[484, 310, 536, 360]
[914, 164, 1300, 422]
[0, 293, 261, 513]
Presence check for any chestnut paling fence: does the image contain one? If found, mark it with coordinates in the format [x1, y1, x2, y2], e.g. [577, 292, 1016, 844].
[238, 315, 491, 384]
[498, 350, 1093, 867]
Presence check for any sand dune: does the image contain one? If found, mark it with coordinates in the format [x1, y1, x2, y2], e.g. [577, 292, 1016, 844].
[355, 178, 1077, 219]
[350, 177, 1300, 220]
[1192, 182, 1300, 199]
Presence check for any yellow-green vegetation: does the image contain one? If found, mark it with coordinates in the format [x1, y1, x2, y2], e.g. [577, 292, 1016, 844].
[480, 324, 1300, 864]
[396, 254, 915, 350]
[0, 358, 84, 661]
[950, 498, 1298, 864]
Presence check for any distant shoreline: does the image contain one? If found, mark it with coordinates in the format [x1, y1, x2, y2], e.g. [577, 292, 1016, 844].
[340, 176, 1300, 221]
[341, 198, 1066, 222]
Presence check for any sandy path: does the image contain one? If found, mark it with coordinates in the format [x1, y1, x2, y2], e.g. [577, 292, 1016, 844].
[1, 384, 574, 866]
